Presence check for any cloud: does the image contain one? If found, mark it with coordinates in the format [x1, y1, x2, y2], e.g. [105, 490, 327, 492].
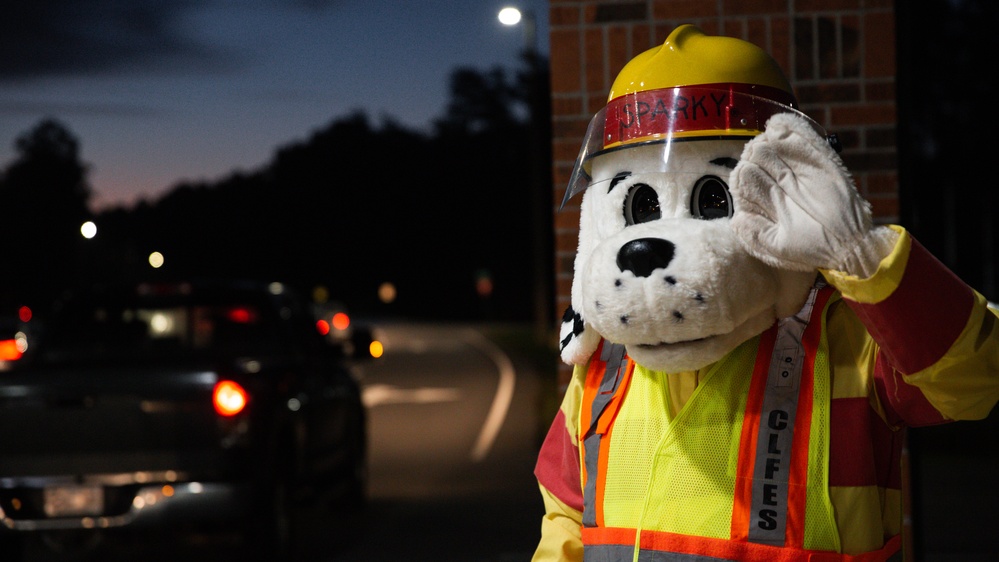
[0, 100, 159, 118]
[0, 0, 224, 80]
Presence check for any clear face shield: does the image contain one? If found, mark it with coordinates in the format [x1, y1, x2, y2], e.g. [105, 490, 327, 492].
[561, 85, 835, 209]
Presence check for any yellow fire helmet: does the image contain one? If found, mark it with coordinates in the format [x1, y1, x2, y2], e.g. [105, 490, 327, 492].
[562, 24, 828, 208]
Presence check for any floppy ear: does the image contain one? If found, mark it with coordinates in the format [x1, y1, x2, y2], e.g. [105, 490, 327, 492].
[558, 303, 600, 366]
[559, 189, 602, 365]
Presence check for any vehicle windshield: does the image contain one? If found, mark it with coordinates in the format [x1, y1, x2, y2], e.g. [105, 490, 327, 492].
[30, 290, 292, 365]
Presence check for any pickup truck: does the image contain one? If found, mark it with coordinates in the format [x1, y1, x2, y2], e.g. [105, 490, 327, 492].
[0, 279, 368, 560]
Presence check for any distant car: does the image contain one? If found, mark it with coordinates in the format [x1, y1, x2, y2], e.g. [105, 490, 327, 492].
[0, 315, 29, 371]
[0, 280, 367, 560]
[311, 300, 381, 360]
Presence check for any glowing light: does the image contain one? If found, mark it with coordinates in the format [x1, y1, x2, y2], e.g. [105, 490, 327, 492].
[17, 306, 31, 322]
[316, 319, 330, 335]
[498, 7, 522, 26]
[80, 221, 97, 239]
[0, 339, 23, 361]
[149, 312, 174, 335]
[213, 380, 248, 416]
[369, 340, 384, 358]
[476, 269, 493, 297]
[378, 282, 397, 304]
[332, 312, 350, 331]
[476, 277, 493, 297]
[226, 307, 255, 323]
[148, 252, 165, 268]
[312, 285, 329, 303]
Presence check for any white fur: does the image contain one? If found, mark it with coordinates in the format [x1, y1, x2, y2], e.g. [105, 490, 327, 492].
[563, 136, 815, 372]
[730, 112, 897, 275]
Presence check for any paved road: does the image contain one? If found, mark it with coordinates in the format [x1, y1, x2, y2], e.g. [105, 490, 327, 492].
[327, 322, 549, 562]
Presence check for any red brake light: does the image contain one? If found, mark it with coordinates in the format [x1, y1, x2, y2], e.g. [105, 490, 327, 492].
[213, 380, 248, 416]
[331, 312, 350, 331]
[0, 339, 22, 361]
[227, 307, 257, 324]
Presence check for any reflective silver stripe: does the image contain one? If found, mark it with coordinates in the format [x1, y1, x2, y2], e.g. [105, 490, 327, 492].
[747, 286, 820, 545]
[583, 432, 601, 527]
[586, 342, 629, 435]
[583, 342, 628, 527]
[584, 544, 731, 561]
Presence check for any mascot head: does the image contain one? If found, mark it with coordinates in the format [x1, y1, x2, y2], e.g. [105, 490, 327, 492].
[560, 24, 819, 372]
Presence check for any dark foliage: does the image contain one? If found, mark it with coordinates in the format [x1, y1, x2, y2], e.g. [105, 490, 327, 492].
[0, 58, 553, 322]
[0, 120, 92, 309]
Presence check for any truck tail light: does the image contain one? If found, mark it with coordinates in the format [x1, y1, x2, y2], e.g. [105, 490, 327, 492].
[213, 380, 248, 416]
[0, 339, 22, 361]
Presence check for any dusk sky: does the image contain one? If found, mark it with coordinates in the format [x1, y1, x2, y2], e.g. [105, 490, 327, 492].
[0, 0, 550, 210]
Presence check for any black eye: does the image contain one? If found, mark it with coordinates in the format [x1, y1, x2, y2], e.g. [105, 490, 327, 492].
[691, 176, 732, 220]
[624, 183, 661, 225]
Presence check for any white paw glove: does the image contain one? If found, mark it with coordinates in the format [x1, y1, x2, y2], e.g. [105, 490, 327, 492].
[730, 112, 897, 278]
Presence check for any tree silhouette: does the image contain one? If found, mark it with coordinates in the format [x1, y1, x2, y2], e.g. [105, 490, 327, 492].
[0, 118, 91, 310]
[435, 67, 520, 135]
[0, 57, 553, 322]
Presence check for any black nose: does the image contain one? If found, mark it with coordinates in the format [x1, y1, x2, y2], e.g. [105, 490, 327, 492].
[617, 238, 675, 277]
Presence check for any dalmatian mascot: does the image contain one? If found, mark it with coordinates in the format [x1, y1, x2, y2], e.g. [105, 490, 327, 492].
[533, 25, 998, 562]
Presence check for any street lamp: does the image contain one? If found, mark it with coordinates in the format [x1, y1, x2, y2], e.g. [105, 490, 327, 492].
[498, 6, 552, 342]
[498, 6, 537, 55]
[497, 6, 522, 25]
[80, 221, 97, 240]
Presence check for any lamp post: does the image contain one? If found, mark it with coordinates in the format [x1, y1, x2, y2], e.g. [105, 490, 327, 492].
[498, 6, 537, 55]
[499, 6, 553, 343]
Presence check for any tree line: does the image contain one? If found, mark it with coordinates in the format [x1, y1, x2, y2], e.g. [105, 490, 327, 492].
[0, 55, 553, 323]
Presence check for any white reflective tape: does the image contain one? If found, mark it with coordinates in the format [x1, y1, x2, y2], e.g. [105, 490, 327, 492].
[747, 286, 819, 545]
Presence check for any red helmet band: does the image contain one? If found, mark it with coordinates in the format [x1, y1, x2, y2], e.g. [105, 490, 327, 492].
[603, 83, 797, 148]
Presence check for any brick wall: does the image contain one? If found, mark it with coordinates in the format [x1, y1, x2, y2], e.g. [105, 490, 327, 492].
[547, 0, 897, 382]
[542, 6, 913, 553]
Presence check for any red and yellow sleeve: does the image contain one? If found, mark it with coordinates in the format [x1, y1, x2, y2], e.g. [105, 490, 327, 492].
[533, 484, 584, 562]
[533, 364, 587, 562]
[822, 226, 999, 424]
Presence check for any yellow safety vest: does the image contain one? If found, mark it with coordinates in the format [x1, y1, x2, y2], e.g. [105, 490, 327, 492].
[578, 285, 902, 561]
